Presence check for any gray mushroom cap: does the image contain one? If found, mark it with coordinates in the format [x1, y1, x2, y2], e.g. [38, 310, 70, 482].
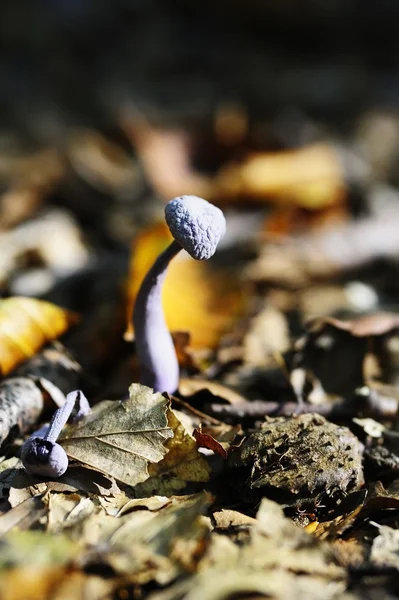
[21, 437, 68, 478]
[165, 195, 226, 260]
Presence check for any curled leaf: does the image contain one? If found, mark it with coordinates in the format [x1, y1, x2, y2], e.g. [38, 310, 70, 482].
[136, 408, 210, 496]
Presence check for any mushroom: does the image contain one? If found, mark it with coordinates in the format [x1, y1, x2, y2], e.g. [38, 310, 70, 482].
[133, 195, 226, 394]
[21, 389, 90, 477]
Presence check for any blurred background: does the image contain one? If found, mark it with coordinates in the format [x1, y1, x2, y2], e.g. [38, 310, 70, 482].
[2, 0, 399, 396]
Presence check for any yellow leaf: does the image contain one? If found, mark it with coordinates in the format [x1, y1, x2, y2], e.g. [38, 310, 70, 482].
[215, 143, 345, 209]
[305, 521, 319, 534]
[125, 223, 245, 349]
[0, 297, 78, 375]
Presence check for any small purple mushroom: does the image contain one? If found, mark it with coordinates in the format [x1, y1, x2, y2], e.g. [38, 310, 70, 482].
[21, 389, 90, 478]
[133, 195, 226, 394]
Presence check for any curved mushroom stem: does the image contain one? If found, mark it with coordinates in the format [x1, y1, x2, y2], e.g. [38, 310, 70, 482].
[44, 389, 89, 442]
[133, 239, 182, 393]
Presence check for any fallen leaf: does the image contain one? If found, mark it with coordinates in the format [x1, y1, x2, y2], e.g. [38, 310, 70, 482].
[214, 143, 345, 209]
[115, 495, 172, 517]
[179, 378, 248, 405]
[81, 492, 210, 583]
[310, 313, 399, 337]
[136, 408, 210, 496]
[149, 498, 345, 600]
[193, 428, 228, 458]
[0, 529, 75, 567]
[243, 304, 290, 367]
[294, 314, 399, 396]
[0, 297, 78, 375]
[47, 493, 97, 534]
[121, 116, 212, 200]
[60, 383, 173, 486]
[9, 481, 47, 508]
[212, 509, 256, 530]
[0, 567, 66, 600]
[67, 129, 138, 194]
[0, 496, 47, 535]
[51, 573, 116, 600]
[370, 523, 399, 570]
[125, 222, 246, 348]
[6, 465, 120, 502]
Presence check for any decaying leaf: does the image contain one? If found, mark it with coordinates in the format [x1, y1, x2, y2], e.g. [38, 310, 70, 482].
[178, 378, 248, 405]
[136, 408, 210, 496]
[212, 509, 256, 530]
[121, 116, 212, 201]
[0, 529, 75, 568]
[149, 498, 345, 600]
[292, 318, 368, 397]
[193, 428, 228, 458]
[125, 222, 246, 348]
[242, 304, 290, 367]
[60, 384, 173, 486]
[0, 297, 78, 376]
[67, 129, 138, 194]
[80, 492, 210, 583]
[47, 493, 98, 535]
[0, 496, 47, 535]
[370, 523, 399, 570]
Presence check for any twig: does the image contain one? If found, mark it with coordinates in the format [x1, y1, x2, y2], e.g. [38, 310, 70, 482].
[205, 396, 398, 422]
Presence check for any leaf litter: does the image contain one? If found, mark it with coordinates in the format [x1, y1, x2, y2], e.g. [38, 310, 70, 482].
[3, 28, 399, 598]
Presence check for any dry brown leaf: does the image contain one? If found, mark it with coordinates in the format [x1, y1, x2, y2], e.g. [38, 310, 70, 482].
[60, 384, 173, 487]
[136, 408, 210, 496]
[370, 524, 399, 569]
[243, 304, 290, 366]
[67, 129, 138, 193]
[298, 314, 399, 392]
[125, 222, 245, 349]
[193, 428, 228, 458]
[212, 509, 256, 530]
[149, 498, 345, 600]
[0, 530, 76, 600]
[81, 492, 210, 583]
[47, 493, 97, 534]
[179, 378, 248, 405]
[121, 116, 212, 200]
[0, 297, 78, 375]
[0, 148, 64, 231]
[0, 496, 47, 535]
